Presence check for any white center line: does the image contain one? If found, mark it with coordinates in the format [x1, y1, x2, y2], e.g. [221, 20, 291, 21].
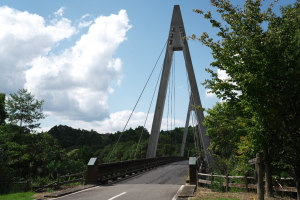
[108, 192, 127, 200]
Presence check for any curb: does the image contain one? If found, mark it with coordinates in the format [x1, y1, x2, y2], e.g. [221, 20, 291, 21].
[43, 184, 96, 198]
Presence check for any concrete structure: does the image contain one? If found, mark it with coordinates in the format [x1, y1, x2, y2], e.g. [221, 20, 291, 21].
[146, 5, 213, 170]
[180, 95, 192, 157]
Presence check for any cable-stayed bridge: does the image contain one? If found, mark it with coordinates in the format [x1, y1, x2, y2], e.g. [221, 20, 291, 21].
[53, 5, 213, 200]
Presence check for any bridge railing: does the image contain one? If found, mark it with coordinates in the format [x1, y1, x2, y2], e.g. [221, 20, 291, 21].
[86, 156, 186, 184]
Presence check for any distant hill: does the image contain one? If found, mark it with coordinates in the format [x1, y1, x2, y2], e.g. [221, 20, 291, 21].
[47, 125, 150, 152]
[47, 125, 104, 151]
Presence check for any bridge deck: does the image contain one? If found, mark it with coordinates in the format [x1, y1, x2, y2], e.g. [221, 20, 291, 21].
[119, 160, 188, 185]
[54, 160, 189, 200]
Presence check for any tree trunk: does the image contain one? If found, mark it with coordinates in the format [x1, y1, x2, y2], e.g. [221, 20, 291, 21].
[263, 147, 273, 197]
[295, 167, 300, 200]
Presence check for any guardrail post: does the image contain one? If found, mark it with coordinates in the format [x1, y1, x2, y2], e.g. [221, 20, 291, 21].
[56, 174, 60, 189]
[211, 172, 214, 189]
[26, 180, 30, 192]
[225, 174, 229, 192]
[86, 158, 99, 184]
[189, 157, 197, 185]
[245, 174, 248, 192]
[83, 171, 87, 184]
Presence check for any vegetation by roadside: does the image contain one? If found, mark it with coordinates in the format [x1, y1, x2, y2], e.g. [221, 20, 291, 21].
[0, 191, 36, 200]
[191, 187, 296, 200]
[0, 89, 198, 194]
[194, 198, 238, 200]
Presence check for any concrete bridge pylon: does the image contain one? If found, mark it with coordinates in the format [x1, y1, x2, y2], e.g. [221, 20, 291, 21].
[146, 5, 213, 170]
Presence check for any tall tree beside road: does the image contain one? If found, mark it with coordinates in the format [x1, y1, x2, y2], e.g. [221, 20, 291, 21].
[6, 89, 47, 132]
[192, 0, 300, 197]
[0, 93, 6, 125]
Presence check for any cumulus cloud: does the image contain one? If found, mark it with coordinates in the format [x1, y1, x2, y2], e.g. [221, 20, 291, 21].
[0, 6, 76, 93]
[25, 10, 131, 121]
[54, 7, 65, 17]
[78, 14, 93, 28]
[218, 69, 230, 80]
[205, 89, 216, 98]
[78, 20, 93, 28]
[0, 6, 132, 124]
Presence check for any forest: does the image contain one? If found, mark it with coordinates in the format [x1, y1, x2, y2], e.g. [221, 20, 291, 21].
[0, 90, 197, 193]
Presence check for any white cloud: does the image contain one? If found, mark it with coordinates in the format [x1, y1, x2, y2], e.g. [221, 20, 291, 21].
[205, 89, 216, 98]
[78, 14, 93, 28]
[0, 6, 76, 93]
[216, 69, 242, 102]
[81, 14, 91, 19]
[54, 7, 65, 17]
[218, 69, 230, 80]
[78, 20, 93, 28]
[59, 110, 185, 133]
[205, 69, 231, 99]
[0, 6, 131, 125]
[25, 9, 131, 122]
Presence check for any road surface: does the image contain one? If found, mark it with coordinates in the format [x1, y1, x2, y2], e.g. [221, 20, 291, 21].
[53, 160, 189, 200]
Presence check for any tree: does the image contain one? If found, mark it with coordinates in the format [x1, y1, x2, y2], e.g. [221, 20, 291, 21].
[0, 93, 6, 125]
[6, 89, 47, 132]
[192, 0, 300, 197]
[204, 102, 248, 174]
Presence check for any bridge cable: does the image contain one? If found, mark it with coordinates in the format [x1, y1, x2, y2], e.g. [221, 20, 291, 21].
[170, 53, 176, 152]
[191, 110, 199, 152]
[184, 65, 203, 155]
[173, 53, 176, 131]
[194, 111, 201, 152]
[167, 55, 173, 148]
[166, 68, 171, 131]
[133, 64, 164, 159]
[166, 53, 176, 151]
[171, 54, 175, 151]
[166, 53, 175, 132]
[171, 53, 175, 131]
[106, 40, 168, 163]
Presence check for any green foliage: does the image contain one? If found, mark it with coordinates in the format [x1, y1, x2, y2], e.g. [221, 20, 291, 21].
[1, 110, 196, 193]
[0, 93, 6, 125]
[193, 0, 300, 183]
[6, 89, 47, 131]
[203, 102, 256, 174]
[48, 125, 103, 151]
[0, 191, 36, 200]
[0, 125, 86, 189]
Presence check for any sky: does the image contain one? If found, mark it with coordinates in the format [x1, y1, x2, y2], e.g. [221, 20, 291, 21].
[0, 0, 296, 133]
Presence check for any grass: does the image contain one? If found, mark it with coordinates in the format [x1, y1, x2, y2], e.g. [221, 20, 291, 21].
[191, 186, 296, 200]
[0, 191, 36, 200]
[192, 198, 239, 200]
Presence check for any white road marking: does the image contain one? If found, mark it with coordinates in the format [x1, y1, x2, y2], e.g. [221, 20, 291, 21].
[108, 192, 127, 200]
[172, 185, 184, 200]
[50, 185, 100, 199]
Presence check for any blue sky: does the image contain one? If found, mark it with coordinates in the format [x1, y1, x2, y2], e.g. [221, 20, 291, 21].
[0, 0, 295, 133]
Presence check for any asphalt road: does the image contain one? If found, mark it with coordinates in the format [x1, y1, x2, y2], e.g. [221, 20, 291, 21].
[53, 160, 189, 200]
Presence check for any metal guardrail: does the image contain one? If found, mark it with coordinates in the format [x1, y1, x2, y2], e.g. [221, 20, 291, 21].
[87, 156, 187, 184]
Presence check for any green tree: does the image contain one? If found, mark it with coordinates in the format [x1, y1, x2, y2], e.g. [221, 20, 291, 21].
[0, 93, 6, 125]
[6, 89, 47, 132]
[203, 101, 268, 175]
[192, 0, 300, 197]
